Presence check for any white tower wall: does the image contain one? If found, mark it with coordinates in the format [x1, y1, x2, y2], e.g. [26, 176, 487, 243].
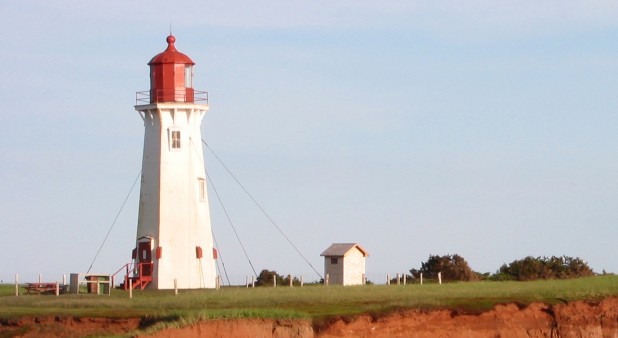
[135, 103, 217, 289]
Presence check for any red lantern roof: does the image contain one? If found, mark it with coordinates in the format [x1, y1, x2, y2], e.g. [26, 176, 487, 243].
[148, 35, 194, 65]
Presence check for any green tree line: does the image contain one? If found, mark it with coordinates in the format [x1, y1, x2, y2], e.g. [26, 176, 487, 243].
[405, 254, 595, 283]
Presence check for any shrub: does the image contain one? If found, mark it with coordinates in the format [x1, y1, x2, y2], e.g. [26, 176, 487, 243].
[497, 256, 594, 281]
[255, 269, 285, 286]
[410, 254, 478, 282]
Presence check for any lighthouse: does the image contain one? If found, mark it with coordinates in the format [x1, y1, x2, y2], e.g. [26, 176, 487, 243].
[128, 35, 217, 289]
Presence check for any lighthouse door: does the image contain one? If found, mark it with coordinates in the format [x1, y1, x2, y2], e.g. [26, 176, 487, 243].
[136, 238, 153, 277]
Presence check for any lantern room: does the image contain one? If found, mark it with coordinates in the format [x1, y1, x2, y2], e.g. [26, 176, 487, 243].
[148, 35, 195, 103]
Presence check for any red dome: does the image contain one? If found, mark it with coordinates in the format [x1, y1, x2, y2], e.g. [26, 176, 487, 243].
[148, 35, 194, 65]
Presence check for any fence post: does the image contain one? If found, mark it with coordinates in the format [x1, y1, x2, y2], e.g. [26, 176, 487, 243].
[396, 273, 400, 285]
[39, 273, 42, 283]
[129, 279, 133, 299]
[300, 275, 304, 287]
[386, 274, 390, 285]
[325, 274, 329, 286]
[438, 272, 442, 285]
[289, 274, 293, 287]
[15, 274, 19, 297]
[216, 276, 221, 290]
[362, 273, 366, 285]
[63, 275, 67, 286]
[174, 278, 178, 295]
[252, 275, 255, 288]
[420, 273, 423, 285]
[403, 274, 407, 285]
[55, 282, 60, 296]
[273, 275, 277, 288]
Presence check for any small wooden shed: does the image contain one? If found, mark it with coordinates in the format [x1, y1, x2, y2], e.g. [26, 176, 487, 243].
[320, 243, 369, 286]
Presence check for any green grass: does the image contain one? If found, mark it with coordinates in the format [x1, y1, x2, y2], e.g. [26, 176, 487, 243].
[1, 275, 617, 323]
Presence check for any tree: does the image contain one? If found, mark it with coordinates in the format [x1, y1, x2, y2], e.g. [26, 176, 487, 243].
[496, 256, 594, 281]
[255, 269, 285, 286]
[410, 254, 478, 282]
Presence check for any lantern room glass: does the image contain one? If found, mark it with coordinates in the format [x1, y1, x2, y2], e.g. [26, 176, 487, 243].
[185, 65, 193, 88]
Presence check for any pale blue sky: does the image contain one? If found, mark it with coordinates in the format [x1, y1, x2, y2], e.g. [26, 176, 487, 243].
[1, 1, 617, 283]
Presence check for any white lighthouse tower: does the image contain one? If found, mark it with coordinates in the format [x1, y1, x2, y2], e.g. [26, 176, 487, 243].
[128, 35, 217, 290]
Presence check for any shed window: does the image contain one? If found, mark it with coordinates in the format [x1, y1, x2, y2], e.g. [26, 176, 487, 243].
[330, 258, 338, 265]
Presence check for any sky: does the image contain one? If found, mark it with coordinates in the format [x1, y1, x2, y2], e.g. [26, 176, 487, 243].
[1, 1, 617, 284]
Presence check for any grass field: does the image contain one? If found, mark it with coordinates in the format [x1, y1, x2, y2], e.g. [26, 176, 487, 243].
[1, 275, 617, 325]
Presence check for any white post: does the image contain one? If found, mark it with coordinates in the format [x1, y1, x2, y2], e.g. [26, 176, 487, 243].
[63, 275, 67, 286]
[438, 272, 442, 285]
[362, 273, 366, 285]
[129, 279, 133, 299]
[386, 274, 390, 285]
[420, 273, 423, 285]
[403, 274, 407, 285]
[174, 279, 178, 295]
[39, 273, 42, 283]
[15, 274, 19, 296]
[289, 274, 293, 287]
[273, 275, 277, 288]
[55, 282, 60, 296]
[396, 273, 400, 285]
[252, 275, 255, 288]
[216, 276, 221, 290]
[325, 274, 329, 286]
[300, 275, 304, 287]
[246, 276, 249, 288]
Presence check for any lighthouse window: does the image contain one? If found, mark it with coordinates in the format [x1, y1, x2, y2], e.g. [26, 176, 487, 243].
[198, 178, 206, 201]
[171, 130, 181, 149]
[184, 65, 193, 88]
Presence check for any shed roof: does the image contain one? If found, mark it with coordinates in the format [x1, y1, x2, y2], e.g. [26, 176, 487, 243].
[320, 243, 369, 257]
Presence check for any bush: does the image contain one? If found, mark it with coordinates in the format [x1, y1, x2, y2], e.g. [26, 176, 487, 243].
[254, 269, 302, 286]
[255, 269, 285, 287]
[410, 254, 478, 282]
[497, 256, 594, 281]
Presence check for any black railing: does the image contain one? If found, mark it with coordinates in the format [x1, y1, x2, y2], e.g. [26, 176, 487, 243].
[135, 90, 208, 104]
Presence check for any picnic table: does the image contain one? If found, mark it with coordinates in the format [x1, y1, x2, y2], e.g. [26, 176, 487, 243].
[24, 282, 65, 294]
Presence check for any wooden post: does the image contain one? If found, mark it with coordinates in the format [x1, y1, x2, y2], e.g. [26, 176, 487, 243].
[15, 274, 19, 297]
[396, 273, 400, 285]
[216, 276, 221, 290]
[55, 282, 60, 296]
[289, 274, 293, 287]
[273, 275, 277, 288]
[438, 272, 442, 285]
[300, 275, 304, 287]
[386, 274, 390, 285]
[174, 279, 178, 295]
[129, 279, 133, 299]
[403, 274, 407, 285]
[420, 273, 423, 285]
[325, 274, 329, 286]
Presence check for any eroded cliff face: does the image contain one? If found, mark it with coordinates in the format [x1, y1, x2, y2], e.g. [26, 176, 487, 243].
[3, 297, 618, 337]
[140, 297, 618, 338]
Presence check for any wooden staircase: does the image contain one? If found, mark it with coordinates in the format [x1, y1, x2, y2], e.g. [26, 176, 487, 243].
[114, 262, 154, 290]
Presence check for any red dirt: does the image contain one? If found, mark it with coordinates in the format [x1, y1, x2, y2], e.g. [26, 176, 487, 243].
[2, 297, 618, 337]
